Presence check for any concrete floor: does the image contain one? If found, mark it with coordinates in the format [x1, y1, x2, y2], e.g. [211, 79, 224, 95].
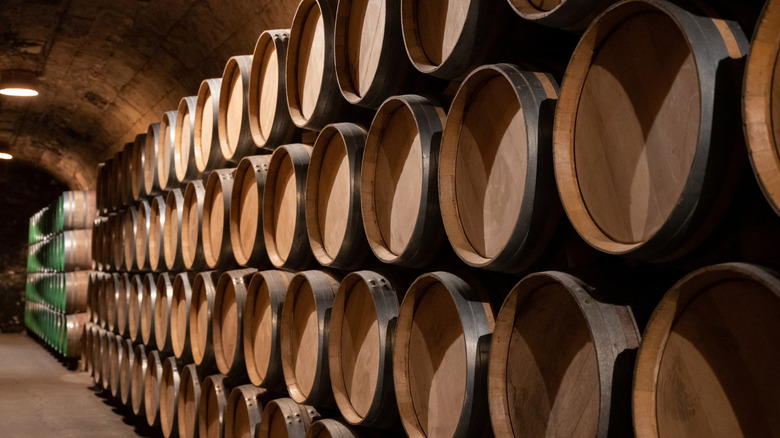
[0, 333, 150, 437]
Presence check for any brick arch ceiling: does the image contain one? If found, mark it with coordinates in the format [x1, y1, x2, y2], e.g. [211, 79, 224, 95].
[0, 0, 299, 190]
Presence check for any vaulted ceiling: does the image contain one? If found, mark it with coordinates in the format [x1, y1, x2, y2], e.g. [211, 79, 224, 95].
[0, 0, 299, 189]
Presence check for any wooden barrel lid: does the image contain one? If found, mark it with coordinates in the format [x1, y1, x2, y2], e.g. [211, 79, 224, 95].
[394, 272, 494, 437]
[213, 268, 257, 378]
[249, 30, 297, 151]
[244, 270, 292, 390]
[114, 273, 131, 338]
[190, 271, 219, 369]
[174, 96, 199, 184]
[263, 144, 314, 270]
[744, 0, 780, 216]
[224, 385, 265, 438]
[230, 155, 271, 267]
[119, 338, 135, 406]
[281, 270, 340, 406]
[306, 123, 368, 269]
[506, 0, 618, 31]
[194, 78, 223, 173]
[105, 273, 119, 332]
[199, 374, 232, 438]
[181, 180, 206, 270]
[256, 398, 321, 438]
[329, 271, 401, 428]
[131, 132, 147, 201]
[163, 188, 184, 271]
[177, 364, 202, 438]
[219, 55, 255, 163]
[361, 95, 445, 267]
[144, 349, 164, 427]
[634, 263, 780, 437]
[401, 0, 469, 74]
[143, 122, 161, 196]
[440, 64, 560, 272]
[171, 272, 195, 362]
[203, 169, 236, 269]
[111, 213, 125, 270]
[158, 110, 179, 191]
[123, 206, 138, 271]
[554, 0, 748, 259]
[127, 274, 143, 343]
[159, 356, 181, 438]
[489, 271, 639, 437]
[135, 199, 151, 271]
[131, 343, 148, 416]
[140, 272, 158, 347]
[108, 333, 123, 397]
[148, 195, 166, 272]
[154, 272, 174, 354]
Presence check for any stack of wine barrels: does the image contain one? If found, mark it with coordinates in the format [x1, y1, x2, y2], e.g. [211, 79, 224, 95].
[25, 190, 94, 361]
[63, 0, 780, 437]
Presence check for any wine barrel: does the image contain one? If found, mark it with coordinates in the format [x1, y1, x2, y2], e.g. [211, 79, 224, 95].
[127, 274, 144, 343]
[92, 217, 108, 271]
[105, 273, 120, 333]
[164, 188, 186, 271]
[97, 162, 107, 215]
[394, 272, 495, 437]
[178, 364, 204, 438]
[182, 180, 207, 270]
[256, 398, 321, 438]
[634, 263, 780, 438]
[100, 330, 114, 392]
[141, 272, 159, 347]
[440, 64, 561, 273]
[119, 338, 135, 407]
[111, 213, 125, 271]
[131, 343, 149, 416]
[361, 95, 446, 267]
[109, 152, 122, 211]
[135, 199, 152, 271]
[93, 328, 105, 386]
[154, 272, 176, 354]
[224, 385, 268, 438]
[149, 195, 167, 272]
[286, 0, 363, 131]
[249, 30, 298, 151]
[744, 0, 780, 217]
[175, 96, 201, 184]
[199, 374, 233, 438]
[63, 270, 90, 314]
[144, 350, 164, 428]
[113, 273, 131, 338]
[489, 271, 639, 437]
[131, 130, 149, 201]
[64, 312, 89, 359]
[104, 214, 118, 270]
[190, 271, 220, 371]
[143, 122, 162, 196]
[507, 0, 618, 31]
[219, 55, 256, 163]
[194, 78, 226, 173]
[280, 270, 340, 407]
[85, 323, 95, 375]
[109, 333, 124, 398]
[203, 169, 237, 269]
[121, 141, 135, 207]
[79, 322, 90, 371]
[230, 155, 271, 267]
[172, 272, 196, 362]
[329, 271, 402, 428]
[160, 356, 182, 438]
[61, 190, 97, 230]
[305, 419, 365, 438]
[243, 270, 292, 390]
[263, 144, 314, 270]
[334, 0, 438, 108]
[213, 268, 257, 380]
[158, 110, 180, 191]
[305, 123, 369, 269]
[553, 0, 749, 262]
[64, 229, 93, 271]
[123, 205, 139, 271]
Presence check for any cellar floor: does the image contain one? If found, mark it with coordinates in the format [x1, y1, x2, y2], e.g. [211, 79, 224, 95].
[0, 333, 146, 437]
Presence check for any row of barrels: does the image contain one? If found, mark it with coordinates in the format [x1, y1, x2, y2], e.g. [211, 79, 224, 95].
[85, 325, 388, 438]
[28, 191, 97, 243]
[26, 271, 90, 314]
[24, 302, 87, 359]
[27, 229, 93, 273]
[97, 0, 780, 271]
[82, 262, 780, 437]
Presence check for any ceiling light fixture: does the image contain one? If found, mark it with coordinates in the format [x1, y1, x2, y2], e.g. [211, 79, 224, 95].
[0, 142, 12, 160]
[0, 70, 39, 97]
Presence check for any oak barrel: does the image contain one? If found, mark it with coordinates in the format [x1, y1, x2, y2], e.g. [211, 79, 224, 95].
[182, 180, 207, 270]
[63, 270, 90, 314]
[255, 398, 321, 438]
[488, 271, 639, 437]
[213, 268, 257, 380]
[158, 110, 180, 191]
[506, 0, 618, 31]
[140, 272, 159, 347]
[64, 312, 89, 359]
[393, 272, 494, 438]
[361, 95, 446, 267]
[199, 374, 233, 438]
[61, 190, 97, 230]
[135, 199, 152, 271]
[113, 272, 131, 338]
[174, 96, 200, 184]
[172, 272, 196, 362]
[111, 214, 125, 270]
[634, 263, 780, 438]
[131, 343, 149, 416]
[224, 384, 267, 438]
[440, 64, 561, 273]
[108, 333, 122, 397]
[143, 122, 162, 196]
[280, 270, 340, 407]
[263, 143, 315, 270]
[144, 349, 164, 428]
[305, 123, 369, 269]
[154, 271, 175, 354]
[131, 127, 150, 200]
[230, 155, 271, 267]
[123, 205, 138, 271]
[219, 55, 256, 163]
[243, 270, 292, 390]
[63, 229, 92, 271]
[553, 0, 749, 261]
[190, 271, 220, 371]
[203, 169, 237, 269]
[178, 364, 204, 438]
[160, 356, 182, 438]
[194, 78, 226, 173]
[149, 194, 167, 272]
[127, 274, 144, 343]
[249, 30, 298, 151]
[163, 188, 186, 271]
[119, 338, 135, 406]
